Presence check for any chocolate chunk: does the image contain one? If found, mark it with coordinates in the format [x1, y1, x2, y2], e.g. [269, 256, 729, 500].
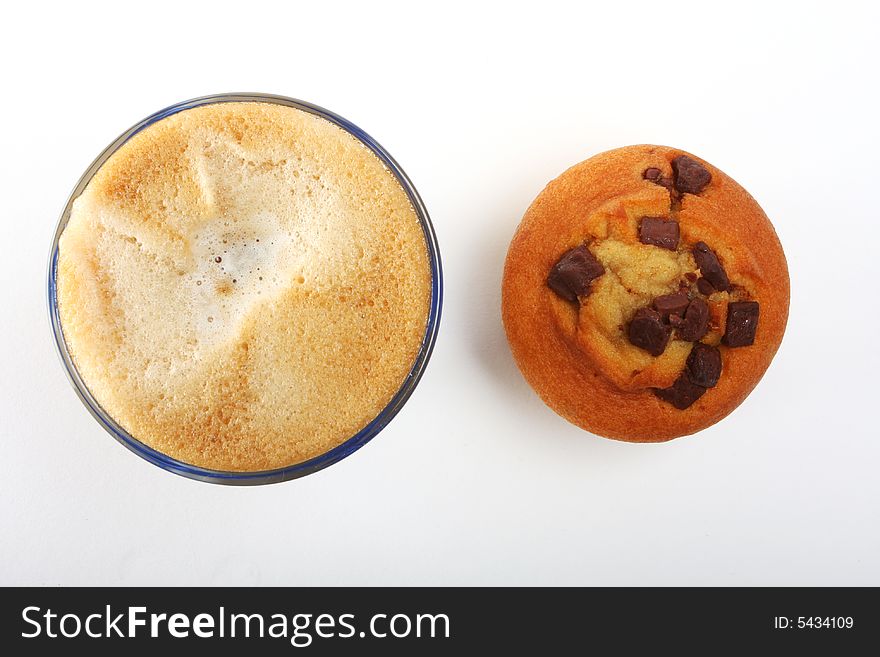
[672, 155, 712, 195]
[686, 343, 722, 388]
[692, 242, 730, 291]
[639, 217, 680, 251]
[645, 169, 675, 190]
[653, 375, 706, 410]
[547, 245, 605, 302]
[723, 301, 759, 347]
[653, 291, 690, 320]
[696, 277, 715, 296]
[677, 297, 710, 342]
[628, 308, 671, 357]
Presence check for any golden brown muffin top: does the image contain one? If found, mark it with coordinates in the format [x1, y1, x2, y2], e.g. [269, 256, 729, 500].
[502, 145, 789, 441]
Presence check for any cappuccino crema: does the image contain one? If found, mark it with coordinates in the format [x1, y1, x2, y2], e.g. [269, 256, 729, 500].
[56, 102, 431, 471]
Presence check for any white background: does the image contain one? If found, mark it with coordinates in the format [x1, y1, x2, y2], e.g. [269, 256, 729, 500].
[1, 0, 878, 586]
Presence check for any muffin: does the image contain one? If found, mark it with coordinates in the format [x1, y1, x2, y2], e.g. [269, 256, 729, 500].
[501, 145, 789, 441]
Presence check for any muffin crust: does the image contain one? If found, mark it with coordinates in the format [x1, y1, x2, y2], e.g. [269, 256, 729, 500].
[502, 145, 789, 441]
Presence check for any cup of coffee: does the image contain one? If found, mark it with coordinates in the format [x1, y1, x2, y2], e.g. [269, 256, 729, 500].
[48, 93, 442, 484]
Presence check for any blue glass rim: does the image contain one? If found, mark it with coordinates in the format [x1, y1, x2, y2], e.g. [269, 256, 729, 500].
[47, 92, 443, 485]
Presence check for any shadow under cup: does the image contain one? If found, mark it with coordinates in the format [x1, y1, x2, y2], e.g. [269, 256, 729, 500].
[47, 93, 443, 485]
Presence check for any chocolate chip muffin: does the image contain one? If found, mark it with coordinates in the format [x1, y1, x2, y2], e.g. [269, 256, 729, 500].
[501, 145, 789, 441]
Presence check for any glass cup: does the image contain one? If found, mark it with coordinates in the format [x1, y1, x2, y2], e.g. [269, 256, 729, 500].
[47, 93, 442, 485]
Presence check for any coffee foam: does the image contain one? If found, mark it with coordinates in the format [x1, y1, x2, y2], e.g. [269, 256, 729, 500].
[57, 102, 431, 471]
